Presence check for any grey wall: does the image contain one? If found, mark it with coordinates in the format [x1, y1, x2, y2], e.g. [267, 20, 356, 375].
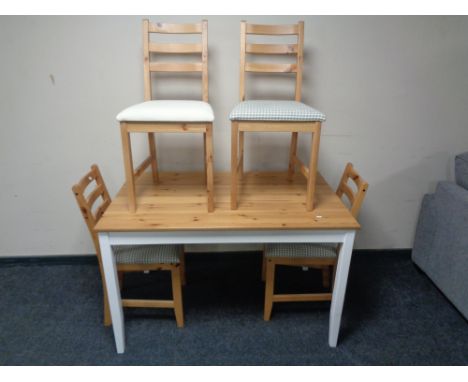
[1, 16, 468, 256]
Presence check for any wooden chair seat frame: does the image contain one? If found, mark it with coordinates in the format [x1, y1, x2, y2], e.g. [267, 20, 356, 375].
[263, 162, 369, 320]
[231, 21, 321, 211]
[121, 20, 214, 213]
[72, 164, 185, 328]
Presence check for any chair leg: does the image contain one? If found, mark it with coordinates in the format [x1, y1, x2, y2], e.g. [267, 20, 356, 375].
[239, 130, 245, 180]
[120, 123, 137, 213]
[171, 265, 185, 328]
[288, 132, 298, 180]
[148, 132, 159, 184]
[231, 122, 239, 210]
[321, 266, 331, 289]
[205, 124, 214, 212]
[264, 259, 276, 321]
[203, 132, 207, 186]
[102, 288, 112, 327]
[306, 123, 321, 211]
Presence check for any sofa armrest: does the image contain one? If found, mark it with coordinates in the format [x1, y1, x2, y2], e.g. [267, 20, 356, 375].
[412, 193, 437, 267]
[455, 152, 468, 191]
[434, 181, 468, 210]
[423, 181, 468, 318]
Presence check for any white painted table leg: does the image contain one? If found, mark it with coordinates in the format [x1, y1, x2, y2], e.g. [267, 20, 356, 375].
[98, 232, 125, 353]
[328, 230, 356, 347]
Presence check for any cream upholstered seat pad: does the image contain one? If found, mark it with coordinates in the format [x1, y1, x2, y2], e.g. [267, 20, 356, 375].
[229, 100, 326, 122]
[265, 243, 337, 258]
[112, 245, 182, 264]
[116, 100, 214, 122]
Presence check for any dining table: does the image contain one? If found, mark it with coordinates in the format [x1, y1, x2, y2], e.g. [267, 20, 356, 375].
[95, 170, 360, 354]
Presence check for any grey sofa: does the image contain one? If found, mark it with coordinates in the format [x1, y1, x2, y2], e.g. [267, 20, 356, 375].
[412, 152, 468, 320]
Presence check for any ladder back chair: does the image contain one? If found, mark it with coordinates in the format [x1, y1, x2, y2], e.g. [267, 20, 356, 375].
[230, 21, 326, 210]
[72, 164, 186, 328]
[117, 19, 214, 213]
[262, 163, 368, 321]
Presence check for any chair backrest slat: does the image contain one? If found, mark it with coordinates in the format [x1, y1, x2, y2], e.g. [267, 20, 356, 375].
[72, 165, 112, 255]
[149, 62, 203, 72]
[246, 43, 298, 55]
[240, 20, 304, 102]
[94, 200, 111, 222]
[87, 183, 106, 208]
[149, 43, 203, 54]
[339, 182, 355, 205]
[76, 171, 97, 194]
[347, 165, 366, 189]
[245, 62, 297, 73]
[336, 163, 369, 219]
[143, 19, 209, 102]
[148, 22, 203, 34]
[245, 23, 299, 35]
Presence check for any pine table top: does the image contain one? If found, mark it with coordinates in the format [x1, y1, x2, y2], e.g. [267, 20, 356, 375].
[95, 171, 360, 232]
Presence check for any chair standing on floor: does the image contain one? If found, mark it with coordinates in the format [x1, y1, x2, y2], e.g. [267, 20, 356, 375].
[117, 19, 214, 213]
[263, 163, 368, 321]
[230, 21, 326, 211]
[72, 164, 186, 327]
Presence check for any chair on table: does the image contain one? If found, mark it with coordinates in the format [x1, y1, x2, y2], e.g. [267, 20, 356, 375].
[117, 19, 214, 213]
[72, 164, 186, 327]
[262, 162, 368, 321]
[230, 21, 326, 211]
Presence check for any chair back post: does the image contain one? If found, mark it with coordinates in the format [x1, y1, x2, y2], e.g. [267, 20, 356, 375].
[239, 21, 305, 102]
[336, 162, 369, 218]
[142, 19, 208, 102]
[295, 21, 304, 101]
[142, 19, 152, 101]
[201, 19, 209, 102]
[239, 20, 247, 101]
[72, 165, 112, 256]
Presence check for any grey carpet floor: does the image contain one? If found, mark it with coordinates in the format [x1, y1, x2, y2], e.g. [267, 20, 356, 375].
[0, 251, 467, 365]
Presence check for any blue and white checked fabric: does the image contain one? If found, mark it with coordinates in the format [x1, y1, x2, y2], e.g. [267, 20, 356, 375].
[229, 100, 326, 122]
[112, 245, 182, 264]
[265, 243, 337, 258]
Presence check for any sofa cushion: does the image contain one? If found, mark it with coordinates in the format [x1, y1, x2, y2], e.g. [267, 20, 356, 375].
[455, 152, 468, 191]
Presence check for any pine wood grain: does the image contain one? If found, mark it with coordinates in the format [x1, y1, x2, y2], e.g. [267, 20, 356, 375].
[95, 171, 360, 232]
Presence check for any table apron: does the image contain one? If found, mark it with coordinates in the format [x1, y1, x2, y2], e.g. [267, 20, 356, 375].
[104, 229, 355, 245]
